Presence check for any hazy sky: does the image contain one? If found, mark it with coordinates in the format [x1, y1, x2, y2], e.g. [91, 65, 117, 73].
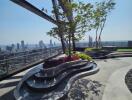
[0, 0, 132, 45]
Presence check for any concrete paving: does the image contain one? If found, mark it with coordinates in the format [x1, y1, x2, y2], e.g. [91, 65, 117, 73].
[102, 64, 132, 100]
[84, 57, 132, 100]
[84, 58, 130, 84]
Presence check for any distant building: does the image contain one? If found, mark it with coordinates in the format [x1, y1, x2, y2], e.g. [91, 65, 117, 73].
[21, 40, 25, 51]
[75, 41, 130, 48]
[6, 46, 12, 52]
[11, 44, 16, 52]
[17, 43, 20, 50]
[50, 39, 53, 47]
[102, 41, 128, 47]
[11, 44, 15, 49]
[128, 41, 132, 47]
[39, 40, 46, 49]
[25, 44, 28, 50]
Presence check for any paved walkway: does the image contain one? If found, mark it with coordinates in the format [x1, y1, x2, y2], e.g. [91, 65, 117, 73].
[84, 57, 132, 100]
[102, 64, 132, 100]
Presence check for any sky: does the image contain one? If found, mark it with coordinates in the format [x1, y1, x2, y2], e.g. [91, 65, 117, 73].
[0, 0, 132, 45]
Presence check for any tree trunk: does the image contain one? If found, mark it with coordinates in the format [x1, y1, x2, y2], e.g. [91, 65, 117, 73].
[52, 0, 66, 53]
[95, 26, 99, 48]
[71, 30, 76, 51]
[98, 16, 106, 48]
[60, 35, 66, 53]
[68, 30, 72, 57]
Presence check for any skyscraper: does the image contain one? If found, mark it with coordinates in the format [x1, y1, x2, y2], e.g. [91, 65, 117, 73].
[39, 40, 46, 49]
[17, 43, 20, 50]
[50, 39, 53, 47]
[21, 40, 25, 51]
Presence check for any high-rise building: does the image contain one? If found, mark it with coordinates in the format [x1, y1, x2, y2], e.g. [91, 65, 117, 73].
[6, 46, 12, 52]
[50, 39, 53, 47]
[39, 40, 46, 49]
[11, 44, 15, 52]
[128, 41, 132, 47]
[17, 43, 20, 50]
[21, 40, 25, 51]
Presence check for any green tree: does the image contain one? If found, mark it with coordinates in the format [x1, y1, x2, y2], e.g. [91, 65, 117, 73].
[93, 0, 115, 48]
[48, 0, 94, 56]
[48, 0, 115, 56]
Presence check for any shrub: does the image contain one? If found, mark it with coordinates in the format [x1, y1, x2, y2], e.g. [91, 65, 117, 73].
[65, 50, 92, 61]
[85, 48, 101, 52]
[75, 52, 92, 61]
[85, 48, 93, 52]
[63, 55, 80, 62]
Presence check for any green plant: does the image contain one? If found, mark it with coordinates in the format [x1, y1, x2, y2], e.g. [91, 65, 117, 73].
[75, 52, 92, 61]
[85, 48, 94, 52]
[85, 48, 101, 52]
[117, 49, 132, 52]
[65, 49, 74, 55]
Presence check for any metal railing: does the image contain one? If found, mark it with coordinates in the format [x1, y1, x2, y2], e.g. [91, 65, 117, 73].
[0, 47, 62, 79]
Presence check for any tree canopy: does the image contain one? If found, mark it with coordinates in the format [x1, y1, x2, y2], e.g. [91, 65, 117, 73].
[47, 0, 115, 54]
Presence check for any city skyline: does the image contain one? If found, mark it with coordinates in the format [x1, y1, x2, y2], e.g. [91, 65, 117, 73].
[0, 39, 56, 51]
[0, 0, 132, 45]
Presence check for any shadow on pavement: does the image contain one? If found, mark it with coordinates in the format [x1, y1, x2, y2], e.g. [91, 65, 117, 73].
[0, 80, 20, 89]
[66, 79, 104, 100]
[5, 75, 23, 80]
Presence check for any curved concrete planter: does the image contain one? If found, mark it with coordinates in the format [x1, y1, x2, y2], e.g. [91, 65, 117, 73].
[14, 60, 99, 100]
[91, 52, 132, 59]
[107, 53, 132, 58]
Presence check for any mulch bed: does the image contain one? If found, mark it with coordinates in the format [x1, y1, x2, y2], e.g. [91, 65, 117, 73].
[125, 69, 132, 93]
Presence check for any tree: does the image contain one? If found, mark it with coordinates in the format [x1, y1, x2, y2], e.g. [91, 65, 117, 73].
[93, 0, 115, 48]
[47, 26, 85, 48]
[51, 0, 66, 53]
[48, 0, 115, 56]
[58, 1, 94, 52]
[48, 1, 94, 55]
[98, 0, 115, 48]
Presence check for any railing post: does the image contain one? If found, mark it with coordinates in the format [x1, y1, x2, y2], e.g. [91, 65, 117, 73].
[5, 59, 9, 74]
[49, 47, 52, 57]
[24, 52, 27, 65]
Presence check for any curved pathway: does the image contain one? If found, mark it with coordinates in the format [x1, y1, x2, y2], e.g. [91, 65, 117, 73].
[102, 64, 132, 100]
[82, 57, 132, 100]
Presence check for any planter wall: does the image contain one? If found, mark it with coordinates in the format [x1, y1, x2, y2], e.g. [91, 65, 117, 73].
[14, 60, 98, 100]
